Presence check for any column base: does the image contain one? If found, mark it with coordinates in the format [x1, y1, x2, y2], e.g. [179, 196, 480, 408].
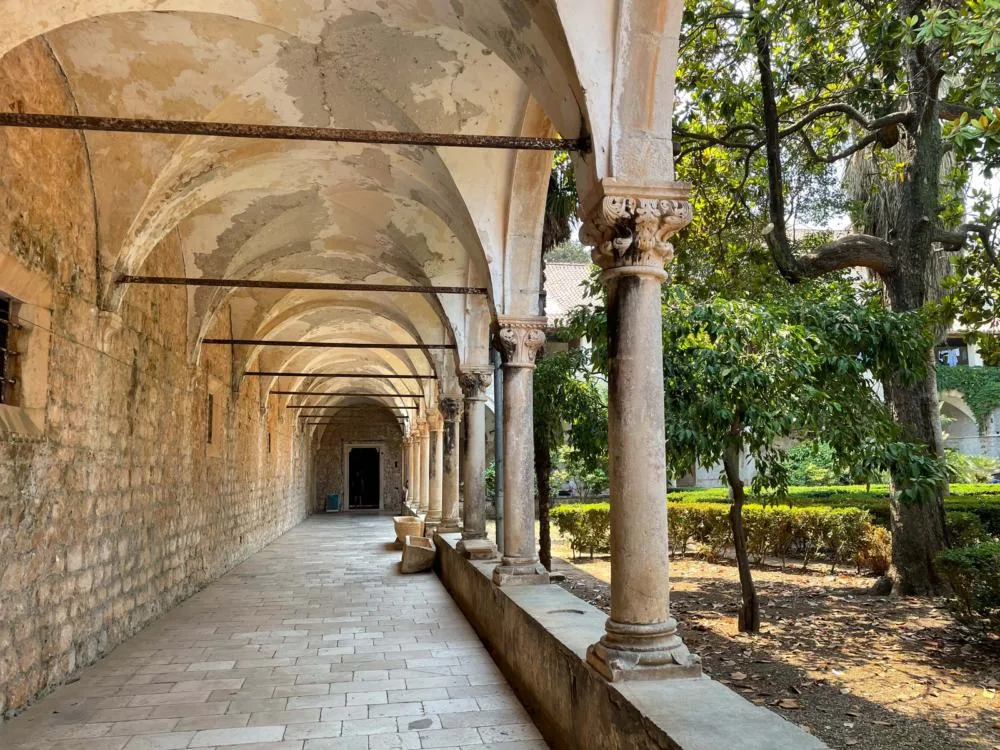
[586, 618, 701, 682]
[436, 520, 462, 534]
[491, 558, 549, 586]
[457, 538, 499, 561]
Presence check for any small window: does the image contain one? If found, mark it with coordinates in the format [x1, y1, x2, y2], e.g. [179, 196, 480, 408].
[936, 338, 969, 367]
[207, 393, 215, 444]
[267, 431, 272, 454]
[0, 296, 18, 405]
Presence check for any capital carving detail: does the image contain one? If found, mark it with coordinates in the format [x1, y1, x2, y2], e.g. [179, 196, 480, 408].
[459, 368, 492, 399]
[580, 195, 692, 273]
[497, 317, 546, 369]
[440, 397, 462, 423]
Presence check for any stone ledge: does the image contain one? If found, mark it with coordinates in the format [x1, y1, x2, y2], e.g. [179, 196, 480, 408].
[434, 532, 828, 750]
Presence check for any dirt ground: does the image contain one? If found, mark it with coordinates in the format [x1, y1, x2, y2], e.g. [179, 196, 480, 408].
[551, 536, 1000, 750]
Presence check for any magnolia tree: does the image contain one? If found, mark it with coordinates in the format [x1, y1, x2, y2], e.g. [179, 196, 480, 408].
[674, 0, 1000, 593]
[570, 282, 944, 632]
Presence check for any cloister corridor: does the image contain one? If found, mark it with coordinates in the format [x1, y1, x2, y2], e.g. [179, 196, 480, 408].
[0, 515, 547, 750]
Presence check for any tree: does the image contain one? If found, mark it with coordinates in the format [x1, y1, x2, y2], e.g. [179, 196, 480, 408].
[533, 348, 609, 570]
[675, 0, 1000, 594]
[569, 281, 944, 631]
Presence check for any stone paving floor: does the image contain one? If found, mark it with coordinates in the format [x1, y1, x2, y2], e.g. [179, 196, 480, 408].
[1, 515, 548, 750]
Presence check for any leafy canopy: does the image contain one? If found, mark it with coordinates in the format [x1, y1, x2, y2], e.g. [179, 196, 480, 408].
[568, 282, 945, 503]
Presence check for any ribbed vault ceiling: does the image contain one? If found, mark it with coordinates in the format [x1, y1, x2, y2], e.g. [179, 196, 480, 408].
[2, 0, 588, 421]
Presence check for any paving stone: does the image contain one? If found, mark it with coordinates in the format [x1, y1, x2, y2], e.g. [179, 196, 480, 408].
[0, 518, 548, 750]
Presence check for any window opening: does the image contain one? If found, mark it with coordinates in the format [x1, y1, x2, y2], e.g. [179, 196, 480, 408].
[207, 393, 215, 444]
[0, 296, 19, 405]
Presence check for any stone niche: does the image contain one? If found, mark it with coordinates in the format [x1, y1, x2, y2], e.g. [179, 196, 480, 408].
[312, 410, 404, 514]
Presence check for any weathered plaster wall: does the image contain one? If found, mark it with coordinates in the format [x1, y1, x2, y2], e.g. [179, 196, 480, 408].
[0, 40, 312, 717]
[312, 413, 403, 514]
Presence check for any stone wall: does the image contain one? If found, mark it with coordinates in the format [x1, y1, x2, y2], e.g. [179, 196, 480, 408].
[313, 412, 404, 513]
[0, 39, 312, 717]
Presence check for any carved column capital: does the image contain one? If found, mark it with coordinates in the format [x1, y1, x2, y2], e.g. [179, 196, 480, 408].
[496, 316, 546, 370]
[580, 180, 692, 280]
[459, 367, 493, 400]
[440, 397, 462, 423]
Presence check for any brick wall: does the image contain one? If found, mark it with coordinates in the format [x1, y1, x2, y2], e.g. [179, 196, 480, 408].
[0, 39, 312, 716]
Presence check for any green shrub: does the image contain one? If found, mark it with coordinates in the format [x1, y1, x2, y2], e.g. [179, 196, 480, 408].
[551, 503, 610, 558]
[668, 484, 1000, 536]
[946, 450, 1000, 484]
[856, 525, 891, 575]
[946, 511, 987, 547]
[554, 501, 881, 572]
[937, 542, 1000, 629]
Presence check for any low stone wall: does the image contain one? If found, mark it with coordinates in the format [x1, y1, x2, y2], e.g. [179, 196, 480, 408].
[434, 533, 828, 750]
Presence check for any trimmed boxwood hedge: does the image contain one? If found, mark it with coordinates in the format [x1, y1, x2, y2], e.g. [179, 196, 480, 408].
[937, 541, 1000, 630]
[551, 501, 879, 571]
[665, 484, 1000, 535]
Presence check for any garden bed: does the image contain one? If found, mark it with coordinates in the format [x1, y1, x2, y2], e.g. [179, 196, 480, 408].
[554, 540, 1000, 750]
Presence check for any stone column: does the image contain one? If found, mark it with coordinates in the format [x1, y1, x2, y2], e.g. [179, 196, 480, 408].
[438, 397, 463, 533]
[410, 423, 422, 511]
[492, 317, 548, 586]
[581, 181, 701, 681]
[427, 413, 444, 526]
[402, 436, 412, 507]
[456, 368, 496, 558]
[419, 421, 431, 515]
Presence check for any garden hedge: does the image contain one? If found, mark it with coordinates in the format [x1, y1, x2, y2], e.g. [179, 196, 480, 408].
[550, 501, 880, 572]
[665, 484, 1000, 535]
[937, 541, 1000, 632]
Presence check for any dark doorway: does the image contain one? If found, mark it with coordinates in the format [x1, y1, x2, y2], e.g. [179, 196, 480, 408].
[348, 447, 380, 509]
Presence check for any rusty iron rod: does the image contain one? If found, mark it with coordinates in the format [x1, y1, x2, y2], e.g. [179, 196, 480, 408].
[247, 371, 436, 379]
[0, 112, 589, 152]
[203, 339, 454, 350]
[291, 404, 420, 411]
[271, 390, 421, 398]
[118, 275, 487, 296]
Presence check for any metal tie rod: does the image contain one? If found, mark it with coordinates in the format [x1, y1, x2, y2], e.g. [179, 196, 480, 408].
[246, 371, 436, 379]
[271, 390, 422, 398]
[0, 112, 589, 152]
[118, 275, 487, 296]
[203, 339, 455, 350]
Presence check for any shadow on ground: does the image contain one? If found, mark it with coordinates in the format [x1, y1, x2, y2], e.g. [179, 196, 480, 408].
[554, 554, 1000, 750]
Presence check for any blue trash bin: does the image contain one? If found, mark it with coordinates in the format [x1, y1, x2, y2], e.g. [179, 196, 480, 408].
[326, 494, 340, 512]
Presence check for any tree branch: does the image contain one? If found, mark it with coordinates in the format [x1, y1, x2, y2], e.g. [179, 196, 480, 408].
[777, 104, 912, 140]
[799, 129, 882, 164]
[753, 2, 796, 281]
[935, 213, 1000, 270]
[938, 102, 986, 122]
[763, 229, 899, 277]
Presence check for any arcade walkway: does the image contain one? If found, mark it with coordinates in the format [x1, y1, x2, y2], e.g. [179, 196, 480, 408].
[0, 516, 547, 750]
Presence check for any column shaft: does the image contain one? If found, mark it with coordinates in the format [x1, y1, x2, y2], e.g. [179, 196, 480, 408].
[419, 427, 431, 514]
[410, 429, 421, 510]
[581, 184, 700, 681]
[457, 369, 496, 559]
[439, 398, 462, 533]
[427, 419, 444, 524]
[492, 317, 547, 586]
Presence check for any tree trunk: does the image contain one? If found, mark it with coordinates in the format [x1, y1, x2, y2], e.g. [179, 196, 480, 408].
[722, 432, 760, 633]
[535, 434, 552, 571]
[882, 362, 949, 594]
[878, 10, 949, 595]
